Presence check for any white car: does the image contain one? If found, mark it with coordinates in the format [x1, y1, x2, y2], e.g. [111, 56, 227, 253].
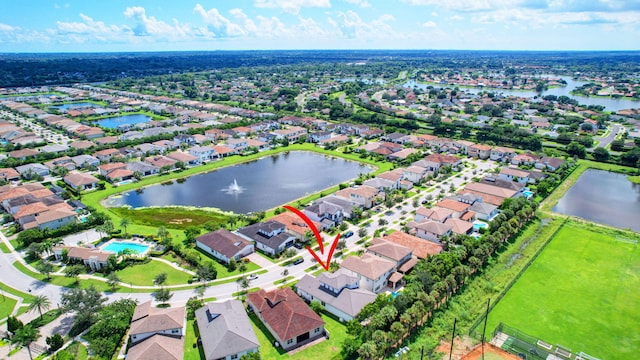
[248, 274, 258, 280]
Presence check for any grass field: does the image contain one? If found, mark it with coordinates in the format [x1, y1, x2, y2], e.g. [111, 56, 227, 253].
[108, 259, 194, 286]
[486, 221, 640, 360]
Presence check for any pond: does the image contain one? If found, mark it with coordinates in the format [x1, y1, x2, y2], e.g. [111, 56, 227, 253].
[107, 151, 374, 214]
[552, 169, 640, 231]
[404, 75, 640, 111]
[97, 114, 151, 129]
[52, 102, 100, 110]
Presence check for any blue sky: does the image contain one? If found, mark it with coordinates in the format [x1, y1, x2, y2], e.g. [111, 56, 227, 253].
[0, 0, 638, 52]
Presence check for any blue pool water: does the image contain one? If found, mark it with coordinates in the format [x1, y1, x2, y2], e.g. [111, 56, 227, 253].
[97, 114, 151, 129]
[102, 241, 149, 254]
[473, 221, 488, 231]
[523, 190, 534, 198]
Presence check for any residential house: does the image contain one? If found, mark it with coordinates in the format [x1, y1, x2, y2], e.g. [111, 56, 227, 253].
[363, 177, 397, 192]
[173, 134, 196, 147]
[367, 238, 416, 274]
[383, 231, 443, 259]
[403, 165, 429, 184]
[98, 162, 127, 177]
[308, 131, 332, 143]
[189, 146, 216, 163]
[106, 169, 135, 183]
[0, 168, 20, 182]
[418, 153, 461, 172]
[302, 201, 345, 229]
[127, 301, 186, 360]
[246, 288, 325, 351]
[196, 229, 254, 264]
[415, 206, 454, 223]
[463, 182, 519, 206]
[195, 300, 260, 360]
[490, 146, 517, 162]
[410, 220, 453, 242]
[468, 144, 492, 159]
[511, 153, 540, 166]
[469, 201, 499, 221]
[435, 199, 471, 219]
[340, 254, 397, 293]
[334, 185, 381, 209]
[71, 154, 100, 168]
[127, 161, 159, 177]
[269, 212, 322, 240]
[499, 167, 530, 184]
[167, 151, 201, 167]
[53, 246, 114, 270]
[145, 156, 178, 170]
[297, 269, 377, 322]
[27, 209, 77, 231]
[16, 163, 50, 178]
[63, 172, 99, 191]
[8, 149, 39, 160]
[237, 220, 295, 256]
[535, 157, 566, 172]
[444, 218, 474, 235]
[44, 157, 76, 172]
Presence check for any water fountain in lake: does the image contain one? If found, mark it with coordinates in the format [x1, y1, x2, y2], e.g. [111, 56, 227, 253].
[222, 179, 245, 195]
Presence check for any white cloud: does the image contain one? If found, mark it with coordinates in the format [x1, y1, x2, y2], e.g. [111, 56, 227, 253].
[124, 6, 192, 40]
[194, 4, 245, 36]
[345, 0, 372, 8]
[0, 23, 17, 32]
[449, 15, 465, 20]
[254, 0, 331, 14]
[431, 11, 439, 16]
[332, 10, 398, 40]
[422, 21, 437, 28]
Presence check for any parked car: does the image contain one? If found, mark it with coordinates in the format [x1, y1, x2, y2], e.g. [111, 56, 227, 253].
[248, 274, 258, 280]
[344, 231, 354, 238]
[293, 242, 304, 249]
[293, 257, 304, 265]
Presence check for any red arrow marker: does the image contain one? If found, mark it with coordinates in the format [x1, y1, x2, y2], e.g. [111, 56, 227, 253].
[283, 205, 341, 271]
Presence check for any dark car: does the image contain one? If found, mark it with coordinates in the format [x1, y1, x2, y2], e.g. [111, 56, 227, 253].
[344, 231, 354, 238]
[293, 242, 303, 249]
[293, 257, 304, 265]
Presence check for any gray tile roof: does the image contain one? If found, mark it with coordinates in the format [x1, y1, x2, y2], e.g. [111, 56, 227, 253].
[195, 300, 259, 360]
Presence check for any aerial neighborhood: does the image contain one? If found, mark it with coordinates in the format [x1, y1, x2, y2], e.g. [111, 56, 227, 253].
[0, 52, 638, 360]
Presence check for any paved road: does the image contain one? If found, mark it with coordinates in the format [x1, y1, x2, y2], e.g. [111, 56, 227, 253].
[595, 123, 621, 148]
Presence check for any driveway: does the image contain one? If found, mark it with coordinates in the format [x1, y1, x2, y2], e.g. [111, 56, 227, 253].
[595, 123, 621, 148]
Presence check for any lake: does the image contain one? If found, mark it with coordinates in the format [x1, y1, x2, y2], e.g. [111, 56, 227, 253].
[52, 102, 99, 110]
[553, 169, 640, 231]
[107, 151, 374, 214]
[404, 75, 640, 111]
[97, 114, 151, 129]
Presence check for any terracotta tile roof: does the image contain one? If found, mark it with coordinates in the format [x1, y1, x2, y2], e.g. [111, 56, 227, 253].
[14, 202, 48, 219]
[127, 334, 184, 360]
[99, 162, 127, 172]
[383, 231, 442, 259]
[107, 169, 134, 180]
[64, 172, 99, 187]
[246, 287, 324, 342]
[368, 238, 412, 262]
[30, 189, 54, 199]
[435, 199, 471, 213]
[269, 212, 321, 237]
[444, 218, 473, 235]
[464, 182, 517, 199]
[130, 301, 186, 336]
[64, 246, 114, 262]
[341, 254, 395, 280]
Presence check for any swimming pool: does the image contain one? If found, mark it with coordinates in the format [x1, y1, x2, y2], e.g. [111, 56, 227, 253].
[473, 221, 488, 231]
[523, 190, 534, 198]
[102, 241, 149, 254]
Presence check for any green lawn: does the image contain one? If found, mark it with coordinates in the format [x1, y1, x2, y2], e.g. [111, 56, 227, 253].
[250, 312, 347, 360]
[486, 221, 640, 360]
[110, 259, 193, 286]
[628, 175, 640, 184]
[0, 295, 17, 320]
[109, 206, 229, 230]
[184, 319, 204, 360]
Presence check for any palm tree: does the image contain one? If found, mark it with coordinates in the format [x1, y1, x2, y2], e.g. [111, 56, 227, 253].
[119, 218, 130, 238]
[28, 295, 51, 320]
[11, 325, 40, 360]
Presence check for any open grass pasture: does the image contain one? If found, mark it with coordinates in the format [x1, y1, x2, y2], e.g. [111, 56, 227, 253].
[486, 221, 640, 360]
